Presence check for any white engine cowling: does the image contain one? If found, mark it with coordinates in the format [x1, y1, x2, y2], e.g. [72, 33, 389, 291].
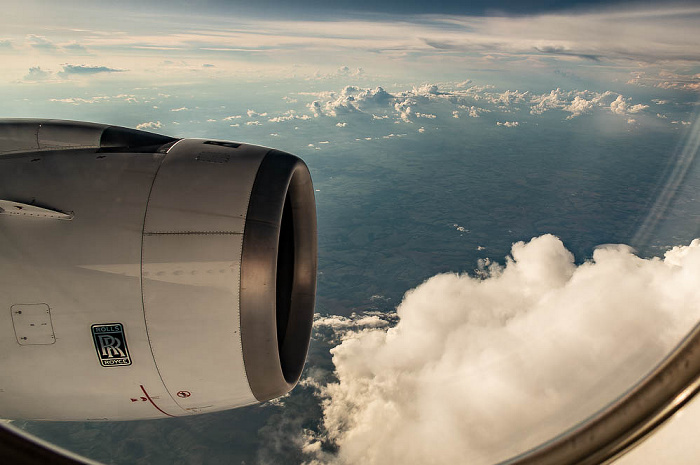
[0, 119, 317, 420]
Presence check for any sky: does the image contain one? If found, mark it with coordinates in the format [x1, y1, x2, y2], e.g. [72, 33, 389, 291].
[4, 1, 700, 464]
[1, 1, 700, 89]
[3, 0, 672, 18]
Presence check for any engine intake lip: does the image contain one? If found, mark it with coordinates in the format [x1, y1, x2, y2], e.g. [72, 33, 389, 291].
[240, 149, 317, 402]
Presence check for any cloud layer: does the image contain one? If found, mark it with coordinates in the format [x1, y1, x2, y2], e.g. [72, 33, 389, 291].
[309, 235, 700, 464]
[302, 84, 652, 126]
[58, 64, 123, 75]
[3, 4, 700, 85]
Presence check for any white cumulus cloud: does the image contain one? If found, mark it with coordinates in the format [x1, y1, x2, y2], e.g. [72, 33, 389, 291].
[247, 109, 268, 117]
[610, 95, 649, 116]
[563, 95, 594, 119]
[135, 121, 162, 130]
[310, 235, 700, 465]
[496, 121, 519, 127]
[23, 66, 52, 81]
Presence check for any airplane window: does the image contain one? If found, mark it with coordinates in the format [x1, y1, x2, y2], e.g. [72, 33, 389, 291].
[1, 1, 699, 464]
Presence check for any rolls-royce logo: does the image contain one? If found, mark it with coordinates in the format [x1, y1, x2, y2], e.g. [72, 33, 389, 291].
[91, 323, 132, 367]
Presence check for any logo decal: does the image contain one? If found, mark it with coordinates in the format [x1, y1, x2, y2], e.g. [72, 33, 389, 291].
[91, 323, 132, 367]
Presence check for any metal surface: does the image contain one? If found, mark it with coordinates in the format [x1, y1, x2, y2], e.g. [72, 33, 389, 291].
[0, 200, 73, 220]
[0, 120, 318, 421]
[0, 119, 175, 155]
[141, 138, 270, 413]
[0, 138, 172, 420]
[240, 150, 317, 401]
[11, 304, 55, 345]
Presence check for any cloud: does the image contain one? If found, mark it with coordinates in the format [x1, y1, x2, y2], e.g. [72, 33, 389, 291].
[496, 121, 519, 127]
[135, 121, 162, 130]
[309, 66, 365, 80]
[27, 34, 57, 50]
[268, 110, 311, 123]
[337, 65, 364, 77]
[315, 313, 393, 332]
[394, 100, 413, 123]
[412, 84, 440, 96]
[529, 88, 567, 115]
[628, 71, 700, 92]
[308, 83, 628, 123]
[462, 105, 488, 118]
[46, 94, 138, 104]
[58, 64, 125, 76]
[528, 89, 645, 119]
[307, 86, 395, 118]
[629, 104, 649, 113]
[491, 89, 529, 106]
[170, 107, 188, 112]
[610, 95, 648, 116]
[534, 45, 601, 61]
[290, 83, 656, 131]
[309, 235, 700, 464]
[0, 39, 12, 49]
[62, 42, 90, 54]
[609, 95, 627, 115]
[563, 95, 594, 119]
[296, 83, 656, 126]
[23, 66, 51, 81]
[49, 96, 110, 104]
[247, 109, 268, 117]
[308, 101, 322, 117]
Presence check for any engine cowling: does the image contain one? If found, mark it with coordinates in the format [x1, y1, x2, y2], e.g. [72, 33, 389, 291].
[0, 119, 317, 420]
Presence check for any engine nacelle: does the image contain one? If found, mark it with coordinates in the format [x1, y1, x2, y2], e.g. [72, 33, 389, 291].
[0, 120, 317, 420]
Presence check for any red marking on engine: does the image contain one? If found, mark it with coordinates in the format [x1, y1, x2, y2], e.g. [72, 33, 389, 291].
[177, 390, 191, 398]
[139, 385, 176, 418]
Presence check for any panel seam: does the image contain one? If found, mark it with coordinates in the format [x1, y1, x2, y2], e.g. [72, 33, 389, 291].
[140, 139, 189, 415]
[144, 231, 243, 236]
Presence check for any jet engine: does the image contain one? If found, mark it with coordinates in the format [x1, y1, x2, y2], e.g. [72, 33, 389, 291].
[0, 119, 317, 420]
